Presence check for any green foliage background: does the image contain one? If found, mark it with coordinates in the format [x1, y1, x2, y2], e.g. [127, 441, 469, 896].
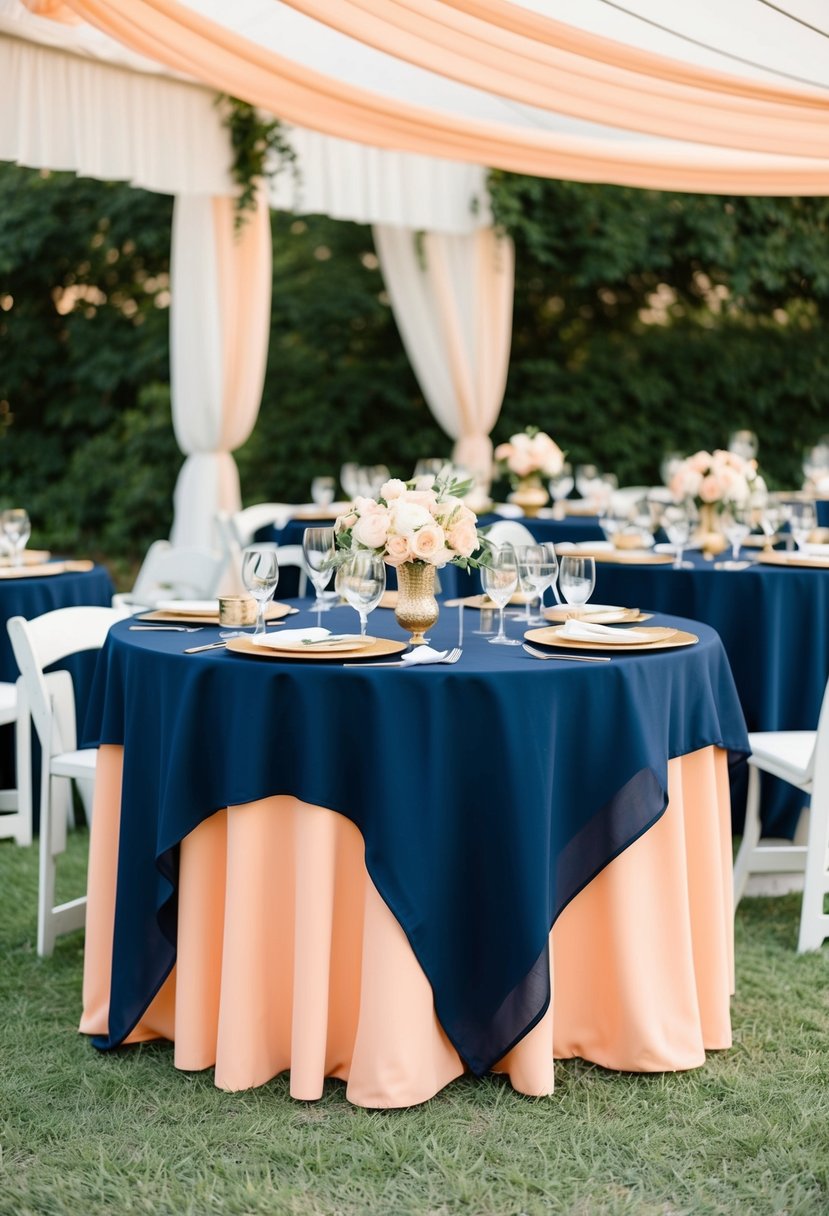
[1, 162, 827, 570]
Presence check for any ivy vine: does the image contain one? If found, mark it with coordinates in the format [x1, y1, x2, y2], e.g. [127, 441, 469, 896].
[215, 95, 298, 229]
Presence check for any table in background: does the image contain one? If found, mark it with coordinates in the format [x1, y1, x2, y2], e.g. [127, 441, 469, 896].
[588, 549, 828, 837]
[259, 510, 605, 598]
[0, 563, 114, 810]
[80, 606, 747, 1106]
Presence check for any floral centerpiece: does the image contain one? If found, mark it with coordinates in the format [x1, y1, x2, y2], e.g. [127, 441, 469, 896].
[334, 471, 484, 643]
[495, 428, 565, 516]
[668, 449, 766, 553]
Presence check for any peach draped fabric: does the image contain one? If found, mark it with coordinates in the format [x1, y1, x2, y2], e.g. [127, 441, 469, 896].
[61, 0, 829, 194]
[282, 0, 829, 158]
[372, 226, 513, 490]
[169, 188, 272, 551]
[81, 744, 733, 1109]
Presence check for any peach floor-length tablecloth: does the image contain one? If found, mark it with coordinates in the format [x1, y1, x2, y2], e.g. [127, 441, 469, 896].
[81, 744, 733, 1108]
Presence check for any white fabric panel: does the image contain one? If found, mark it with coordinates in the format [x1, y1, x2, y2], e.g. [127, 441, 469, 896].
[271, 127, 491, 234]
[171, 452, 241, 550]
[373, 225, 514, 487]
[0, 32, 234, 194]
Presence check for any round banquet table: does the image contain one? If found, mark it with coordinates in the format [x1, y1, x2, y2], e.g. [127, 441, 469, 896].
[0, 561, 114, 809]
[80, 603, 747, 1107]
[586, 548, 829, 838]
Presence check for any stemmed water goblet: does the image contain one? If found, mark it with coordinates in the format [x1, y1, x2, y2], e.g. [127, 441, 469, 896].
[241, 545, 280, 638]
[786, 500, 818, 552]
[728, 430, 759, 461]
[517, 544, 559, 624]
[662, 501, 696, 569]
[558, 555, 596, 612]
[717, 506, 752, 568]
[547, 463, 574, 518]
[759, 502, 783, 551]
[480, 545, 521, 646]
[1, 508, 31, 567]
[311, 476, 336, 509]
[334, 551, 386, 638]
[302, 527, 336, 627]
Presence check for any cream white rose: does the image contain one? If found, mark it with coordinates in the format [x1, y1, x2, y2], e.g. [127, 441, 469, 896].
[390, 500, 433, 536]
[380, 478, 407, 501]
[352, 509, 390, 549]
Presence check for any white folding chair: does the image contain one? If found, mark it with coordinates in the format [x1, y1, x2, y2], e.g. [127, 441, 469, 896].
[0, 678, 30, 846]
[733, 678, 829, 952]
[113, 539, 226, 611]
[224, 504, 308, 596]
[485, 521, 536, 550]
[7, 605, 124, 956]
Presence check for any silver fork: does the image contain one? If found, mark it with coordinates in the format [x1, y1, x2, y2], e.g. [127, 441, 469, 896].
[522, 643, 610, 664]
[343, 647, 463, 668]
[130, 625, 203, 633]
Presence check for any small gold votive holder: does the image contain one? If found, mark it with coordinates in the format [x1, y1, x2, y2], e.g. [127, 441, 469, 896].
[218, 596, 256, 627]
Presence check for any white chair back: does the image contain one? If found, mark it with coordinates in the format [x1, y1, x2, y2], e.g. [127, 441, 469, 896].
[221, 506, 308, 597]
[485, 521, 536, 551]
[231, 504, 296, 548]
[125, 540, 225, 608]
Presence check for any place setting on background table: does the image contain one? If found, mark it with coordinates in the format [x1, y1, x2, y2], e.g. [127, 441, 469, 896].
[0, 508, 96, 579]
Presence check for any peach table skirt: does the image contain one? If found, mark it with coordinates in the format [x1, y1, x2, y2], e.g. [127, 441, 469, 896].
[81, 744, 733, 1108]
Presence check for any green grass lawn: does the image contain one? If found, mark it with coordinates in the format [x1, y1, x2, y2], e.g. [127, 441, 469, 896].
[0, 832, 827, 1216]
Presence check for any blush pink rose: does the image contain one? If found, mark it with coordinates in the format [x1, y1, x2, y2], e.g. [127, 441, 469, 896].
[688, 451, 712, 474]
[353, 495, 385, 516]
[352, 510, 390, 549]
[409, 523, 447, 563]
[385, 534, 412, 566]
[335, 511, 358, 534]
[698, 473, 725, 503]
[494, 443, 512, 462]
[508, 452, 536, 478]
[447, 518, 478, 557]
[404, 490, 439, 511]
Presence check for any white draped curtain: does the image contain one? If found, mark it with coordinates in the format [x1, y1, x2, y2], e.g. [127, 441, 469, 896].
[373, 225, 514, 491]
[169, 189, 272, 549]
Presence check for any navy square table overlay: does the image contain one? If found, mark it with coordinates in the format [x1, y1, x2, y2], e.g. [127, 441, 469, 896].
[83, 604, 748, 1077]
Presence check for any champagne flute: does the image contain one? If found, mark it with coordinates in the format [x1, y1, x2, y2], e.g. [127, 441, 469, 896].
[302, 527, 336, 626]
[335, 551, 386, 637]
[1, 508, 31, 568]
[558, 556, 596, 609]
[241, 545, 280, 637]
[481, 545, 521, 646]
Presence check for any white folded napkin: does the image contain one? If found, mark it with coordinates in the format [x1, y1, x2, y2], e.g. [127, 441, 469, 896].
[400, 646, 448, 665]
[558, 619, 654, 644]
[252, 627, 331, 648]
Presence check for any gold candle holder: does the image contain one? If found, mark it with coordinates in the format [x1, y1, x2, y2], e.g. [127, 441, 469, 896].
[218, 596, 256, 627]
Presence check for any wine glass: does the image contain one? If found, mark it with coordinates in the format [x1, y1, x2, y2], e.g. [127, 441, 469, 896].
[660, 451, 685, 487]
[311, 476, 335, 509]
[760, 501, 783, 551]
[802, 443, 829, 489]
[558, 556, 596, 609]
[480, 545, 521, 646]
[518, 544, 559, 624]
[340, 463, 361, 500]
[575, 464, 599, 501]
[662, 501, 696, 569]
[514, 545, 541, 623]
[787, 500, 818, 552]
[717, 506, 752, 568]
[335, 551, 386, 637]
[1, 508, 31, 567]
[241, 545, 280, 637]
[547, 463, 574, 518]
[728, 430, 759, 461]
[302, 527, 336, 627]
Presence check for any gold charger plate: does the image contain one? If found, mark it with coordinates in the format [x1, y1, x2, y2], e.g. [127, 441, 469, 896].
[289, 507, 345, 522]
[525, 625, 698, 653]
[0, 560, 93, 580]
[543, 606, 652, 624]
[138, 602, 297, 625]
[0, 549, 51, 567]
[226, 636, 407, 662]
[443, 592, 534, 610]
[757, 551, 829, 570]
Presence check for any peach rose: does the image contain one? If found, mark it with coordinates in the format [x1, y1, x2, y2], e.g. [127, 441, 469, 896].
[409, 523, 447, 563]
[353, 495, 385, 516]
[698, 473, 726, 503]
[404, 489, 439, 511]
[447, 518, 478, 558]
[688, 451, 712, 474]
[335, 511, 358, 534]
[352, 509, 390, 549]
[385, 534, 413, 566]
[507, 451, 536, 478]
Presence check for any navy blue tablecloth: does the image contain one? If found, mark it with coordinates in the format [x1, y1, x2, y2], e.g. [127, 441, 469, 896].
[84, 604, 747, 1076]
[590, 551, 828, 837]
[0, 564, 114, 806]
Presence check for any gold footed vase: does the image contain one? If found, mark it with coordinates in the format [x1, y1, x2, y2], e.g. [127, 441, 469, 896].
[508, 477, 548, 518]
[696, 503, 728, 556]
[394, 561, 439, 646]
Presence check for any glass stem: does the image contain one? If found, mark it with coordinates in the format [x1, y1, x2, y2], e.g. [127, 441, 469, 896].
[359, 611, 367, 637]
[496, 605, 506, 641]
[254, 601, 266, 637]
